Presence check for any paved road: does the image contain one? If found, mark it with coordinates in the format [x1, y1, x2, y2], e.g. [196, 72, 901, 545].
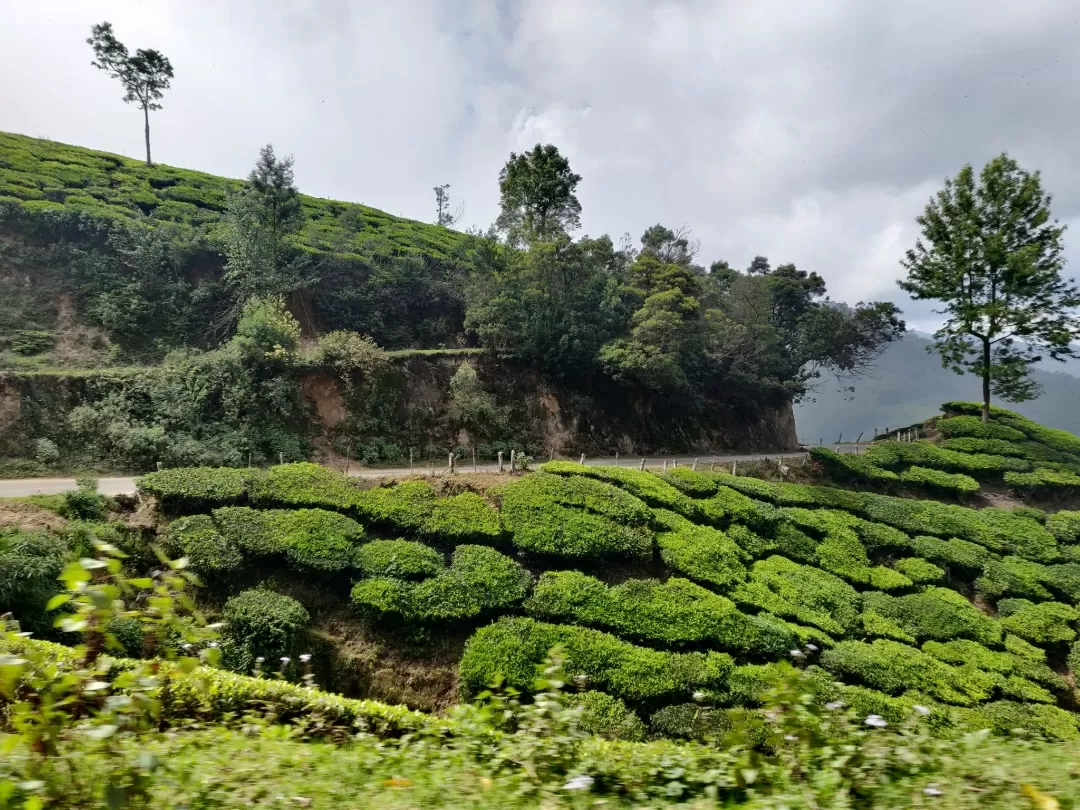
[0, 445, 861, 498]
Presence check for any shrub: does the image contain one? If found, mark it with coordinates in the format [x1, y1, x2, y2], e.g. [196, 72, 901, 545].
[648, 703, 730, 742]
[213, 507, 363, 572]
[167, 514, 242, 575]
[1047, 511, 1080, 544]
[999, 675, 1055, 704]
[936, 416, 1026, 442]
[1011, 506, 1047, 524]
[222, 589, 310, 672]
[808, 446, 898, 485]
[861, 588, 1001, 645]
[422, 491, 502, 544]
[899, 465, 980, 495]
[820, 639, 995, 706]
[10, 328, 54, 355]
[0, 529, 68, 635]
[458, 616, 733, 703]
[892, 557, 944, 584]
[861, 611, 916, 644]
[652, 509, 748, 588]
[524, 572, 794, 656]
[138, 466, 256, 512]
[350, 545, 531, 622]
[106, 616, 144, 657]
[1004, 633, 1046, 662]
[60, 484, 107, 522]
[1043, 563, 1080, 602]
[1005, 467, 1080, 497]
[566, 691, 647, 741]
[853, 519, 912, 551]
[542, 462, 702, 518]
[500, 473, 653, 559]
[998, 599, 1079, 644]
[248, 463, 365, 512]
[911, 535, 989, 571]
[731, 556, 861, 636]
[962, 701, 1080, 741]
[922, 639, 1068, 692]
[867, 441, 1028, 476]
[939, 437, 1028, 457]
[662, 467, 721, 497]
[975, 557, 1053, 601]
[355, 539, 443, 579]
[33, 437, 60, 466]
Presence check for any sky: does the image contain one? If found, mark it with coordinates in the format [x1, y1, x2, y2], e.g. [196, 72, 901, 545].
[3, 0, 1079, 332]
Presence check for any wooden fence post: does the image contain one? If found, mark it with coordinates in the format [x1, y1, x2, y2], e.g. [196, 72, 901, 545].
[472, 447, 477, 473]
[498, 451, 504, 473]
[663, 460, 669, 472]
[710, 456, 716, 471]
[614, 452, 619, 467]
[692, 458, 698, 471]
[510, 450, 516, 472]
[409, 448, 414, 474]
[639, 458, 645, 471]
[449, 453, 455, 474]
[580, 454, 586, 466]
[279, 452, 284, 466]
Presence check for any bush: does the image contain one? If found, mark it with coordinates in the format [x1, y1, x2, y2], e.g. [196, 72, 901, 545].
[1005, 467, 1080, 497]
[899, 465, 980, 495]
[354, 480, 435, 533]
[458, 616, 733, 703]
[648, 703, 730, 742]
[962, 701, 1080, 741]
[861, 588, 1001, 645]
[566, 691, 647, 741]
[105, 615, 144, 656]
[524, 571, 794, 656]
[222, 589, 311, 672]
[652, 509, 748, 588]
[936, 416, 1026, 442]
[355, 539, 443, 579]
[975, 557, 1053, 601]
[808, 446, 899, 485]
[500, 473, 653, 559]
[661, 467, 721, 498]
[138, 466, 256, 512]
[60, 484, 107, 522]
[213, 507, 363, 572]
[350, 545, 532, 622]
[820, 639, 995, 706]
[998, 599, 1079, 644]
[910, 535, 989, 571]
[939, 437, 1028, 457]
[422, 491, 502, 545]
[0, 529, 68, 635]
[702, 486, 781, 533]
[861, 611, 916, 643]
[248, 463, 362, 511]
[10, 329, 54, 355]
[731, 556, 861, 636]
[867, 441, 1028, 476]
[33, 437, 60, 466]
[542, 462, 702, 519]
[167, 514, 242, 575]
[893, 557, 945, 584]
[1047, 511, 1080, 544]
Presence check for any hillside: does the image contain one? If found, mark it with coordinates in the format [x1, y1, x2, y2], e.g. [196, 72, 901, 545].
[796, 332, 1080, 442]
[5, 401, 1080, 803]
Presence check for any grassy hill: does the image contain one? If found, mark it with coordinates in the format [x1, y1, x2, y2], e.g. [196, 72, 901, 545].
[5, 401, 1080, 803]
[0, 131, 466, 260]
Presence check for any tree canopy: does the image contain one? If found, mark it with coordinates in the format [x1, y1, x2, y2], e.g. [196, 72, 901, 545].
[495, 144, 583, 244]
[899, 154, 1080, 421]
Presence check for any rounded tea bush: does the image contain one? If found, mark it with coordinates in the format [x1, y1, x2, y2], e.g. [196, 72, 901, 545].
[223, 589, 311, 667]
[356, 539, 444, 579]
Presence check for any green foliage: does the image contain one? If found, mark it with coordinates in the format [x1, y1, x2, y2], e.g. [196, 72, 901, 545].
[939, 436, 1028, 456]
[458, 616, 733, 703]
[731, 556, 861, 636]
[936, 416, 1026, 441]
[821, 639, 996, 706]
[500, 472, 653, 559]
[10, 329, 54, 355]
[495, 143, 582, 242]
[222, 588, 310, 672]
[166, 514, 241, 576]
[648, 703, 730, 742]
[964, 701, 1080, 741]
[899, 465, 980, 495]
[1047, 510, 1080, 544]
[1005, 467, 1080, 497]
[350, 545, 531, 622]
[525, 572, 795, 656]
[808, 446, 898, 485]
[975, 556, 1054, 600]
[33, 437, 60, 466]
[861, 588, 1001, 645]
[867, 440, 1028, 476]
[892, 557, 945, 583]
[542, 462, 702, 518]
[910, 535, 990, 571]
[354, 539, 443, 579]
[651, 509, 748, 588]
[249, 462, 359, 510]
[0, 529, 69, 635]
[60, 479, 107, 521]
[998, 599, 1079, 643]
[212, 507, 363, 572]
[422, 491, 502, 545]
[565, 691, 646, 741]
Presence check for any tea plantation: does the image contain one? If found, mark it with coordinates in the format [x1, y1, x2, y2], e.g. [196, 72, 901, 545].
[6, 401, 1080, 805]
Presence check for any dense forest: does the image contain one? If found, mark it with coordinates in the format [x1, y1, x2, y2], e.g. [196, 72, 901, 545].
[0, 133, 904, 469]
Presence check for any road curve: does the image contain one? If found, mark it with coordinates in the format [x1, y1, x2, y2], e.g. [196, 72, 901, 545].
[0, 445, 861, 498]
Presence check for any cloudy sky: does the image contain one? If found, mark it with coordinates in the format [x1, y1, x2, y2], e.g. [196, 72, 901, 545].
[3, 0, 1079, 330]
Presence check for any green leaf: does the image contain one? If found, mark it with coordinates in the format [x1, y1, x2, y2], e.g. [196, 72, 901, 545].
[46, 593, 71, 611]
[127, 578, 153, 588]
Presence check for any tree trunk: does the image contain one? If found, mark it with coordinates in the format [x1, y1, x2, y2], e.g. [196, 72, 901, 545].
[143, 106, 152, 167]
[981, 337, 991, 423]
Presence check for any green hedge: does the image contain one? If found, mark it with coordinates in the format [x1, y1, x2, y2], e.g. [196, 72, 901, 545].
[899, 465, 980, 495]
[524, 571, 795, 656]
[648, 703, 730, 742]
[1005, 467, 1080, 497]
[222, 589, 310, 673]
[861, 588, 1001, 645]
[353, 480, 435, 533]
[350, 545, 531, 622]
[820, 639, 996, 706]
[248, 463, 363, 511]
[866, 441, 1028, 476]
[910, 535, 990, 571]
[998, 599, 1079, 644]
[662, 468, 722, 497]
[892, 557, 945, 584]
[702, 486, 782, 533]
[936, 416, 1026, 442]
[541, 462, 702, 519]
[166, 514, 241, 575]
[1047, 511, 1080, 544]
[566, 691, 647, 741]
[808, 446, 899, 485]
[975, 557, 1054, 601]
[782, 508, 910, 589]
[918, 639, 1071, 692]
[355, 539, 444, 579]
[938, 437, 1029, 457]
[213, 507, 363, 571]
[730, 556, 861, 636]
[861, 610, 916, 643]
[137, 466, 257, 511]
[458, 616, 734, 703]
[421, 491, 502, 544]
[652, 509, 748, 588]
[959, 700, 1080, 741]
[500, 473, 653, 559]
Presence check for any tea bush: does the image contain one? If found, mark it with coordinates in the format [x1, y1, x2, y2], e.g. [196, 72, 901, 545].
[975, 557, 1054, 601]
[651, 509, 747, 584]
[458, 616, 733, 703]
[808, 446, 899, 485]
[962, 700, 1080, 741]
[910, 535, 989, 571]
[350, 544, 531, 622]
[731, 556, 861, 636]
[566, 690, 647, 741]
[893, 557, 945, 583]
[542, 462, 703, 518]
[137, 466, 256, 511]
[353, 480, 435, 532]
[222, 588, 311, 673]
[703, 485, 782, 532]
[861, 588, 1001, 645]
[249, 463, 363, 511]
[998, 599, 1079, 644]
[867, 440, 1028, 475]
[166, 514, 242, 575]
[938, 437, 1029, 456]
[661, 467, 722, 497]
[648, 703, 731, 741]
[899, 465, 981, 495]
[355, 539, 444, 579]
[0, 529, 68, 635]
[524, 571, 795, 656]
[1047, 510, 1080, 544]
[1005, 467, 1080, 497]
[936, 415, 1026, 442]
[212, 507, 363, 571]
[421, 491, 502, 544]
[861, 610, 916, 643]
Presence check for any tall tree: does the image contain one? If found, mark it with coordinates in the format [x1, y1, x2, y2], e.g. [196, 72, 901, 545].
[899, 154, 1080, 421]
[220, 145, 314, 326]
[495, 144, 582, 243]
[434, 183, 463, 227]
[87, 21, 174, 167]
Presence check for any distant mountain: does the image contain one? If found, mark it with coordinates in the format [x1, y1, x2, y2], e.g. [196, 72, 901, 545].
[795, 332, 1080, 443]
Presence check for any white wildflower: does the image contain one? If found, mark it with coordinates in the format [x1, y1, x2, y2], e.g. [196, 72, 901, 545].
[924, 786, 942, 797]
[784, 734, 798, 741]
[692, 690, 706, 702]
[563, 775, 594, 791]
[789, 649, 805, 659]
[825, 701, 845, 711]
[805, 643, 819, 652]
[300, 654, 312, 664]
[864, 714, 887, 728]
[913, 704, 931, 716]
[280, 656, 291, 665]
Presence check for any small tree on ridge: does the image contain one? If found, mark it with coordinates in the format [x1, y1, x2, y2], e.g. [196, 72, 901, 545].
[899, 154, 1080, 421]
